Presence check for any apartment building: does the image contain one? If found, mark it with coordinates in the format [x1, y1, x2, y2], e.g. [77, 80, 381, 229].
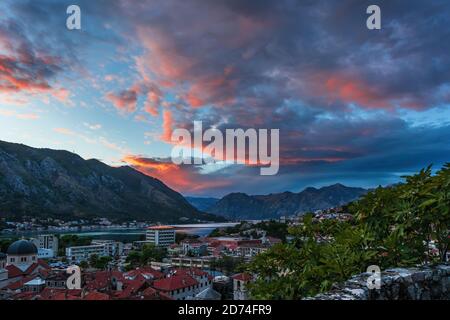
[31, 234, 59, 258]
[146, 226, 176, 247]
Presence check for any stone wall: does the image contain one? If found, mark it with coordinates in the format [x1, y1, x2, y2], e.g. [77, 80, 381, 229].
[307, 264, 450, 300]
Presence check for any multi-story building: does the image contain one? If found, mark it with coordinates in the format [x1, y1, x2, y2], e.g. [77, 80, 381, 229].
[235, 243, 269, 258]
[181, 239, 208, 256]
[31, 234, 59, 258]
[66, 244, 106, 262]
[91, 240, 124, 257]
[45, 270, 71, 289]
[146, 226, 176, 248]
[170, 256, 213, 269]
[66, 240, 125, 262]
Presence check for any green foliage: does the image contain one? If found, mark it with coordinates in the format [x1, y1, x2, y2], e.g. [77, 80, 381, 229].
[58, 235, 92, 256]
[254, 220, 289, 241]
[209, 220, 289, 241]
[79, 260, 89, 269]
[246, 164, 450, 299]
[125, 244, 167, 268]
[210, 256, 246, 275]
[0, 238, 18, 253]
[89, 254, 112, 270]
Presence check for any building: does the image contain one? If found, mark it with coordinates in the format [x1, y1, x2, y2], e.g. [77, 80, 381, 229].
[45, 270, 71, 289]
[232, 273, 253, 300]
[191, 286, 222, 300]
[170, 256, 213, 269]
[152, 273, 198, 300]
[66, 244, 106, 263]
[146, 226, 176, 248]
[181, 239, 208, 256]
[132, 240, 154, 250]
[91, 240, 124, 257]
[37, 248, 54, 259]
[31, 234, 59, 258]
[6, 240, 38, 269]
[235, 243, 269, 258]
[23, 277, 46, 293]
[0, 253, 8, 288]
[1, 240, 51, 291]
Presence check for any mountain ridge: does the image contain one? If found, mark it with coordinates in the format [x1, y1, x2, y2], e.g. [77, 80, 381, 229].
[187, 184, 368, 220]
[0, 140, 223, 223]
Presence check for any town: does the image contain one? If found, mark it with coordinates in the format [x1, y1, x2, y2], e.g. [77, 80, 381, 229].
[0, 207, 357, 300]
[0, 220, 284, 300]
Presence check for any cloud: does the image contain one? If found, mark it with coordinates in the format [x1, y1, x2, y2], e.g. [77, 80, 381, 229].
[83, 122, 102, 130]
[122, 155, 232, 194]
[0, 109, 40, 120]
[0, 19, 69, 101]
[105, 89, 139, 113]
[53, 127, 75, 135]
[4, 0, 450, 196]
[161, 110, 174, 142]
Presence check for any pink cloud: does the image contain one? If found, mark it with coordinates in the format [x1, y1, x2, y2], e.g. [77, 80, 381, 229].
[106, 88, 139, 113]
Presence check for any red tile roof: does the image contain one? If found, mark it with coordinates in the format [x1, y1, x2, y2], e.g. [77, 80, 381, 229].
[5, 275, 36, 290]
[124, 267, 164, 280]
[232, 273, 253, 282]
[84, 271, 110, 290]
[114, 278, 147, 299]
[83, 291, 111, 300]
[153, 274, 198, 291]
[6, 259, 50, 279]
[6, 265, 24, 278]
[37, 288, 82, 300]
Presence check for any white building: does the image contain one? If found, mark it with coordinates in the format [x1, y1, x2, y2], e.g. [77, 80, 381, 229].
[37, 248, 54, 259]
[66, 240, 124, 262]
[66, 244, 106, 262]
[152, 268, 212, 300]
[146, 226, 176, 247]
[91, 240, 124, 257]
[31, 234, 58, 258]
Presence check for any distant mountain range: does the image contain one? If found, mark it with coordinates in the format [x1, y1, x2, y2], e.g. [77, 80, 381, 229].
[0, 140, 223, 223]
[187, 184, 368, 220]
[185, 197, 220, 212]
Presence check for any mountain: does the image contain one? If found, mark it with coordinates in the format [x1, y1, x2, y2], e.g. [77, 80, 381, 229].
[0, 140, 224, 223]
[207, 184, 368, 220]
[185, 197, 219, 212]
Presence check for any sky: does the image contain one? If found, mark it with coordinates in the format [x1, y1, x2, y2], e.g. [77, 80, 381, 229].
[0, 0, 449, 198]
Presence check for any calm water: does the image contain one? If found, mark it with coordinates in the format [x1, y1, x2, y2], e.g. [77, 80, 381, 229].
[1, 222, 239, 242]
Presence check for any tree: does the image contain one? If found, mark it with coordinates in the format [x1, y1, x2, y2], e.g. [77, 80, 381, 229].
[210, 256, 246, 275]
[125, 244, 167, 269]
[89, 254, 112, 270]
[246, 164, 450, 299]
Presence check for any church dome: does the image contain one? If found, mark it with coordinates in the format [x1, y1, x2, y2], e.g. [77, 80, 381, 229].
[6, 240, 38, 255]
